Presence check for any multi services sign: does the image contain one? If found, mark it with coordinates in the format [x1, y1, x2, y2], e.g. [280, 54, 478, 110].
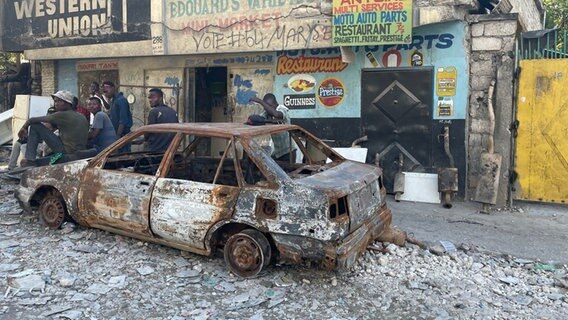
[332, 0, 412, 46]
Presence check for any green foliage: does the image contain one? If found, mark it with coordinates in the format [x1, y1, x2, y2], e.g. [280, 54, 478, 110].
[544, 0, 568, 30]
[0, 53, 19, 73]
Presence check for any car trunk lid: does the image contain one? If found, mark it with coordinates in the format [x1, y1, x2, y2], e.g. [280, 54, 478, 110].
[295, 161, 383, 232]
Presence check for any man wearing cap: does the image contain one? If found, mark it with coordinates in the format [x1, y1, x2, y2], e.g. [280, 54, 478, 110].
[17, 90, 89, 166]
[144, 88, 178, 152]
[102, 80, 132, 153]
[86, 96, 117, 152]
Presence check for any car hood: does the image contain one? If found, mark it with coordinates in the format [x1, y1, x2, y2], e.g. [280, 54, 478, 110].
[294, 161, 382, 196]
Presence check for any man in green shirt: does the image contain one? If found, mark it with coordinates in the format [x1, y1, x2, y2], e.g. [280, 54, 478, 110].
[18, 90, 89, 166]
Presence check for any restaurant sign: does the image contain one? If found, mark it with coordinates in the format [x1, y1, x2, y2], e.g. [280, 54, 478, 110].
[332, 0, 412, 46]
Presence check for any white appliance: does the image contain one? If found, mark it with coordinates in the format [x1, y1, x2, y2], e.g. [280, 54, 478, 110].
[12, 95, 53, 140]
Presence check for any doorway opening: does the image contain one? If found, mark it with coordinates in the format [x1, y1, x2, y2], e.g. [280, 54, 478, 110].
[193, 67, 228, 123]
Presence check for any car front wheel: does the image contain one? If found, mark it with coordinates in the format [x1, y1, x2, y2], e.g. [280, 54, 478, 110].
[38, 190, 69, 229]
[224, 229, 271, 277]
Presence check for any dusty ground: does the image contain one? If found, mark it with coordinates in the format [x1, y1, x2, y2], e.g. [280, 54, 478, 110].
[391, 197, 568, 263]
[0, 148, 567, 319]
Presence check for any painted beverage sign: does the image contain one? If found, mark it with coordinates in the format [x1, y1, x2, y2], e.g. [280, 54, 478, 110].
[318, 78, 345, 108]
[332, 0, 412, 46]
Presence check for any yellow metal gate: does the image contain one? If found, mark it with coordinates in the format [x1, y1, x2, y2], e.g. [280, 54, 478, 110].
[516, 59, 568, 203]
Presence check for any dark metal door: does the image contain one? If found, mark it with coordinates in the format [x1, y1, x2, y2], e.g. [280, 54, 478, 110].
[361, 69, 433, 192]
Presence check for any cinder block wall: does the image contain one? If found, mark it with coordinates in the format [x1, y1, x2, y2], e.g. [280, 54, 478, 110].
[467, 14, 519, 207]
[40, 60, 56, 96]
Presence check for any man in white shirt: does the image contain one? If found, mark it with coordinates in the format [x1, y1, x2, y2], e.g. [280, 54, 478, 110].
[250, 93, 296, 161]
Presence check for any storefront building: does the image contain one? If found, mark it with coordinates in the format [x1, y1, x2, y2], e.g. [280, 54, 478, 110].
[0, 0, 544, 205]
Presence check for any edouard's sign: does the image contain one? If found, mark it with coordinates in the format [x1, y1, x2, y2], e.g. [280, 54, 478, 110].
[332, 0, 412, 46]
[1, 0, 150, 51]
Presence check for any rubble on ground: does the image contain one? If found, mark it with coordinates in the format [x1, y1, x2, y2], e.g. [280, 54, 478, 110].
[0, 162, 566, 318]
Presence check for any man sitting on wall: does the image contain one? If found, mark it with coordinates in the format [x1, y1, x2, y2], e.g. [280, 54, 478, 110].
[144, 88, 179, 152]
[18, 90, 89, 167]
[86, 96, 117, 152]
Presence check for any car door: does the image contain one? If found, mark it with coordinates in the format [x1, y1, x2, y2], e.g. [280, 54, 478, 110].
[77, 132, 167, 236]
[149, 136, 240, 250]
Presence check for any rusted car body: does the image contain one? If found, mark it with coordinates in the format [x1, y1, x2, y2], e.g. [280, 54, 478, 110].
[16, 123, 397, 277]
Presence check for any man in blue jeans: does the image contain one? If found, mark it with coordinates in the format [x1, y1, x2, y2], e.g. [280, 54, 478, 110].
[102, 81, 132, 153]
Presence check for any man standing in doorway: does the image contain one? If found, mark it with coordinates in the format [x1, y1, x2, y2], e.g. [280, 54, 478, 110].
[102, 81, 132, 153]
[86, 97, 117, 152]
[89, 81, 110, 112]
[249, 93, 296, 161]
[18, 90, 89, 166]
[144, 88, 179, 152]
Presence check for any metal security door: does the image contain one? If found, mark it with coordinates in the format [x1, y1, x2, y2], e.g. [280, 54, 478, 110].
[361, 69, 433, 192]
[516, 59, 568, 203]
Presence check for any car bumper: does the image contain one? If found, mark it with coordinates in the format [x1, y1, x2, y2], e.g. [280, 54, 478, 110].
[15, 186, 34, 214]
[272, 206, 392, 270]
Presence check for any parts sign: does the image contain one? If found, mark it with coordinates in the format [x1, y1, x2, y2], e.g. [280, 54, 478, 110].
[332, 0, 412, 46]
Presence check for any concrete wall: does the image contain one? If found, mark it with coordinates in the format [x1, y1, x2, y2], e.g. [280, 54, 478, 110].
[40, 61, 56, 96]
[510, 0, 544, 31]
[467, 14, 519, 207]
[56, 60, 78, 96]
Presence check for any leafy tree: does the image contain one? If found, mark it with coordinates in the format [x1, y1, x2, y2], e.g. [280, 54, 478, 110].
[544, 0, 568, 30]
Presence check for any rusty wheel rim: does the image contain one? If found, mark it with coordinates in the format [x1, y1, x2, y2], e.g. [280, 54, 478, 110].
[225, 234, 264, 277]
[40, 196, 66, 229]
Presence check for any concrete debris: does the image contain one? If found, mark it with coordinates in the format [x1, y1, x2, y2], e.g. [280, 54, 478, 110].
[59, 276, 76, 288]
[0, 239, 20, 249]
[136, 266, 155, 276]
[439, 240, 457, 252]
[70, 293, 97, 302]
[0, 219, 20, 225]
[7, 273, 45, 292]
[18, 297, 52, 305]
[74, 244, 99, 253]
[429, 244, 447, 256]
[175, 269, 200, 278]
[0, 172, 566, 319]
[0, 263, 21, 273]
[512, 295, 533, 306]
[499, 276, 520, 285]
[108, 275, 127, 289]
[85, 283, 112, 295]
[57, 310, 84, 320]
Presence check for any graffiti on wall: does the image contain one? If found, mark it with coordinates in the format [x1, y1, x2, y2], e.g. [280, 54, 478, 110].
[152, 0, 332, 55]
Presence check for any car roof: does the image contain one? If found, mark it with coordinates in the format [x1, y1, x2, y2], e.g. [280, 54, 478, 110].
[136, 122, 300, 138]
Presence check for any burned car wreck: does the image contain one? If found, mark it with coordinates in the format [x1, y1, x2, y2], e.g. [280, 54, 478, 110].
[16, 123, 403, 277]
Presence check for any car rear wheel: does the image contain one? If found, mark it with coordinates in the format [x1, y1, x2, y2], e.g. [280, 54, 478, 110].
[224, 229, 271, 277]
[38, 190, 68, 229]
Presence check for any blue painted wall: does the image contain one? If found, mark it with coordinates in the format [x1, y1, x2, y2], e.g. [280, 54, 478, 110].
[274, 21, 469, 120]
[56, 60, 78, 95]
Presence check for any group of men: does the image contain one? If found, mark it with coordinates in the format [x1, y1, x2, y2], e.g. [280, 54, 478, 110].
[11, 82, 178, 169]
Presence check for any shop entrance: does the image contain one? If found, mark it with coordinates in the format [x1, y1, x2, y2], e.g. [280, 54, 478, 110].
[77, 70, 119, 105]
[187, 67, 228, 123]
[361, 68, 434, 192]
